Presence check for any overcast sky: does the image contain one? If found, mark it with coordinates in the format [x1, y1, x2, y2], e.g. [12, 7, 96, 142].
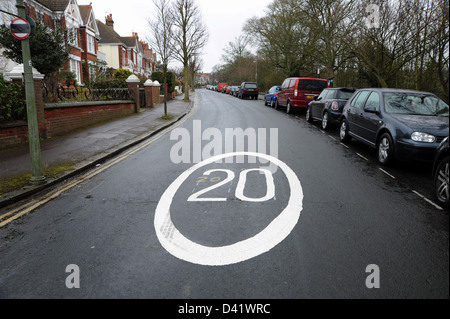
[79, 0, 273, 73]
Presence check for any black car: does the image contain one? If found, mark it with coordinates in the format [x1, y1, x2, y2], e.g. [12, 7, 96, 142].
[238, 82, 259, 100]
[433, 137, 449, 207]
[306, 87, 356, 130]
[339, 88, 449, 165]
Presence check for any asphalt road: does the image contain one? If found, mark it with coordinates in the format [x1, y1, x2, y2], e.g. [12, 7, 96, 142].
[0, 89, 448, 300]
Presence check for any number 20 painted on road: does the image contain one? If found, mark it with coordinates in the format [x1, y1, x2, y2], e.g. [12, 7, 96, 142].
[154, 152, 303, 266]
[188, 168, 275, 202]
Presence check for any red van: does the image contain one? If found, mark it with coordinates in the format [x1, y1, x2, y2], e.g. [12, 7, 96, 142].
[217, 83, 229, 92]
[275, 77, 329, 114]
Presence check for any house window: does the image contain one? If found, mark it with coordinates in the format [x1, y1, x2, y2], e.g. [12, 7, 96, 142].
[89, 64, 96, 81]
[87, 34, 95, 54]
[70, 59, 81, 84]
[68, 28, 78, 46]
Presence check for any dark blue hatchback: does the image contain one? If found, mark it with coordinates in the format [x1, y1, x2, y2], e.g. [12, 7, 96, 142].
[339, 88, 449, 165]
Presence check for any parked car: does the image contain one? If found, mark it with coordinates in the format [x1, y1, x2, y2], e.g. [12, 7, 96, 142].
[233, 86, 241, 97]
[264, 85, 281, 107]
[432, 136, 449, 207]
[275, 77, 329, 113]
[238, 82, 260, 99]
[306, 87, 356, 130]
[226, 86, 232, 94]
[230, 86, 240, 96]
[217, 83, 228, 92]
[339, 88, 449, 165]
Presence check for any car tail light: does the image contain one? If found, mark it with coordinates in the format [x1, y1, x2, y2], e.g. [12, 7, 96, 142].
[243, 89, 247, 92]
[294, 90, 298, 97]
[331, 101, 339, 111]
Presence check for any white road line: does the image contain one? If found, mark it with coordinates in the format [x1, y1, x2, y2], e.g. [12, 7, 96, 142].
[379, 168, 396, 180]
[357, 153, 369, 161]
[412, 190, 443, 210]
[340, 143, 349, 149]
[328, 135, 336, 141]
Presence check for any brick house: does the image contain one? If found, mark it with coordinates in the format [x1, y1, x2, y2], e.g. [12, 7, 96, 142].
[0, 0, 100, 85]
[78, 4, 101, 84]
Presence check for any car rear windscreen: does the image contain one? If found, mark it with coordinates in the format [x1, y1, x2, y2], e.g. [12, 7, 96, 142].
[298, 80, 328, 92]
[245, 83, 258, 89]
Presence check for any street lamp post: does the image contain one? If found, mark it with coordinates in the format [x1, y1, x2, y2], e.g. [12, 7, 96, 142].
[254, 58, 258, 83]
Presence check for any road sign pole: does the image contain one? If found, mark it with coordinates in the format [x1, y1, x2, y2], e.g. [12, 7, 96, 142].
[15, 0, 45, 184]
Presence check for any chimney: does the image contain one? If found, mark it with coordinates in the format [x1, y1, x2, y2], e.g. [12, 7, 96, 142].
[106, 14, 114, 29]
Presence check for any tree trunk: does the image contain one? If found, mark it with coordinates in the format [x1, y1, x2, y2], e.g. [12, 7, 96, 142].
[184, 63, 190, 101]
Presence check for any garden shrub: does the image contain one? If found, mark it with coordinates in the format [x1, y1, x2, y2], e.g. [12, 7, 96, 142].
[0, 74, 26, 122]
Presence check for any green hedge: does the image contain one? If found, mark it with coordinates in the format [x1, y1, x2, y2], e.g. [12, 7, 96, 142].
[0, 74, 26, 122]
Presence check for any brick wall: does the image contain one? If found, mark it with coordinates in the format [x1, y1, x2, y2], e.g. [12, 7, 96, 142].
[0, 122, 29, 150]
[44, 101, 135, 137]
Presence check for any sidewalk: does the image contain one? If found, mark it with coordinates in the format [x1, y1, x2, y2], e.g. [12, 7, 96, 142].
[0, 94, 194, 209]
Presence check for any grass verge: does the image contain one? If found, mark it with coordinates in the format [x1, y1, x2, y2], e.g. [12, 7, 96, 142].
[0, 163, 75, 196]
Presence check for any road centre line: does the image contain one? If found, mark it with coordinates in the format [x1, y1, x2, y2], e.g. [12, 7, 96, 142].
[412, 190, 443, 210]
[0, 96, 199, 228]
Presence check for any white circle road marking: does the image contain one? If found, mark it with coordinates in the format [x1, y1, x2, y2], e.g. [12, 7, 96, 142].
[154, 152, 303, 266]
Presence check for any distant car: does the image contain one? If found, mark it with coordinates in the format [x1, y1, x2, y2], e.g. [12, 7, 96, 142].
[275, 77, 329, 113]
[339, 88, 449, 165]
[217, 83, 228, 93]
[432, 136, 449, 207]
[233, 86, 241, 97]
[226, 86, 232, 94]
[238, 82, 259, 99]
[264, 86, 281, 107]
[306, 87, 356, 130]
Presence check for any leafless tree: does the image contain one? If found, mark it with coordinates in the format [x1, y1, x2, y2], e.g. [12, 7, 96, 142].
[148, 0, 175, 116]
[171, 0, 208, 101]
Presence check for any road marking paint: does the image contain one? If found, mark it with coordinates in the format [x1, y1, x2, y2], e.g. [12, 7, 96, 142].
[340, 143, 349, 149]
[0, 95, 199, 227]
[412, 190, 443, 210]
[154, 152, 303, 266]
[357, 153, 369, 161]
[379, 168, 396, 180]
[328, 135, 336, 141]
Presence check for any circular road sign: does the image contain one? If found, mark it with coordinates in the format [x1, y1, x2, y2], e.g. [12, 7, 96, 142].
[10, 18, 31, 40]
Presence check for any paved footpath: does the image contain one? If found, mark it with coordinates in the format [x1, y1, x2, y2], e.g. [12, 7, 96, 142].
[0, 93, 194, 208]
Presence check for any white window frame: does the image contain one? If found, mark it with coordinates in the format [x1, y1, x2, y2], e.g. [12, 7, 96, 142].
[69, 56, 81, 84]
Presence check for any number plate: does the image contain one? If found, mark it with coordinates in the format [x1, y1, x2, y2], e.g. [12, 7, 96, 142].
[306, 95, 314, 99]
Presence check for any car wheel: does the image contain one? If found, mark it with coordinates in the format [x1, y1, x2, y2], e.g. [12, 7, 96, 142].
[339, 119, 351, 143]
[274, 100, 279, 110]
[271, 99, 276, 108]
[306, 106, 313, 123]
[321, 112, 329, 130]
[377, 133, 395, 165]
[286, 101, 292, 114]
[434, 157, 449, 207]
